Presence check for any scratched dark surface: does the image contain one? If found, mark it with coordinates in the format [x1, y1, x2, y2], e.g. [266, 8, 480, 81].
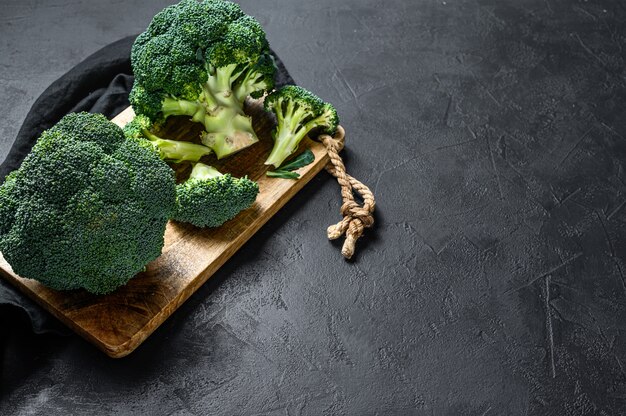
[2, 0, 626, 414]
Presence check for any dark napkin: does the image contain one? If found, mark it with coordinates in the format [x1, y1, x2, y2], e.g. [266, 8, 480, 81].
[0, 35, 294, 335]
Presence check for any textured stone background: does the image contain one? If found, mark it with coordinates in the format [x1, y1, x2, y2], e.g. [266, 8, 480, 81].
[2, 0, 626, 414]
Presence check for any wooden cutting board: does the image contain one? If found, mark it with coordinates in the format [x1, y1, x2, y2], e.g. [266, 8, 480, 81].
[0, 98, 330, 358]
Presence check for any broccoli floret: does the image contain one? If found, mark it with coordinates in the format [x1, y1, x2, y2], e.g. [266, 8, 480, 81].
[123, 115, 212, 163]
[173, 162, 258, 227]
[129, 0, 276, 159]
[124, 115, 258, 228]
[0, 112, 176, 294]
[264, 86, 339, 168]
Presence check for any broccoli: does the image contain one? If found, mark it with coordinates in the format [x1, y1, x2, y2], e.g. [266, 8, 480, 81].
[129, 0, 276, 159]
[173, 162, 258, 228]
[264, 86, 339, 168]
[0, 112, 176, 294]
[123, 114, 212, 163]
[124, 115, 259, 228]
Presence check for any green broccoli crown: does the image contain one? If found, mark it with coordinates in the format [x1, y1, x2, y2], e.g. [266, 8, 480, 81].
[206, 15, 268, 68]
[122, 113, 154, 139]
[0, 112, 176, 294]
[130, 0, 275, 121]
[172, 163, 258, 228]
[264, 86, 339, 168]
[128, 83, 167, 122]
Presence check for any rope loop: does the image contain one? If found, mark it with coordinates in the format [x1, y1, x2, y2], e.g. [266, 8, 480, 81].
[318, 126, 376, 259]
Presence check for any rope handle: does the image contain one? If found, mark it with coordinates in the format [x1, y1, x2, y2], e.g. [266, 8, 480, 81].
[318, 126, 376, 259]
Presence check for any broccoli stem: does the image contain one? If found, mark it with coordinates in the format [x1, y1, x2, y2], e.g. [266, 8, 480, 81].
[189, 162, 222, 180]
[265, 127, 308, 168]
[233, 67, 266, 102]
[162, 97, 202, 117]
[206, 64, 240, 107]
[158, 64, 259, 160]
[158, 64, 261, 160]
[264, 105, 313, 168]
[194, 64, 258, 158]
[200, 109, 256, 158]
[143, 128, 212, 163]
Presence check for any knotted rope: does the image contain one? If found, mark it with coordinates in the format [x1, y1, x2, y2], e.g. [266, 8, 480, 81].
[319, 126, 376, 259]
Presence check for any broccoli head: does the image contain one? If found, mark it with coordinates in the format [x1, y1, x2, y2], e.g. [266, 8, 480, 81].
[173, 162, 258, 228]
[264, 85, 339, 168]
[0, 112, 176, 294]
[129, 0, 276, 159]
[124, 114, 212, 163]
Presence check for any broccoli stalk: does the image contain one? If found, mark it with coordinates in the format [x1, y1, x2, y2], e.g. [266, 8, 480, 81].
[157, 67, 259, 159]
[188, 162, 222, 181]
[129, 0, 276, 159]
[124, 115, 212, 163]
[264, 86, 339, 168]
[173, 162, 259, 228]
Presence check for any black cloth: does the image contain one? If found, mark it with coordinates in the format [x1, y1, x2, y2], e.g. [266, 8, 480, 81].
[0, 35, 294, 334]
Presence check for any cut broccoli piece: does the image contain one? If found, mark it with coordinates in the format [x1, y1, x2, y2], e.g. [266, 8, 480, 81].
[129, 0, 276, 159]
[173, 162, 258, 228]
[124, 115, 259, 228]
[123, 115, 212, 163]
[264, 86, 339, 168]
[0, 112, 176, 294]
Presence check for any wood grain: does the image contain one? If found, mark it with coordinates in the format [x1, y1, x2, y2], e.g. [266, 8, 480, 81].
[0, 98, 329, 357]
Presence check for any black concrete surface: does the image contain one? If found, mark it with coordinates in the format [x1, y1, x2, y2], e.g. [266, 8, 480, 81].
[2, 0, 626, 414]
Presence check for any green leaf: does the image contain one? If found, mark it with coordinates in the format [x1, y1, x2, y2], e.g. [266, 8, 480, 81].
[266, 148, 315, 180]
[266, 170, 300, 179]
[278, 149, 315, 171]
